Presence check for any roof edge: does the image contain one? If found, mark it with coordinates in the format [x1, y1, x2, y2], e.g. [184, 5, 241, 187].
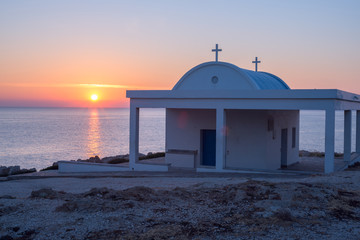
[126, 89, 360, 102]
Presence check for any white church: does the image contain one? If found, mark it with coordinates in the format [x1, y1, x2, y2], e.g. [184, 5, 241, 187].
[59, 44, 360, 174]
[126, 44, 360, 174]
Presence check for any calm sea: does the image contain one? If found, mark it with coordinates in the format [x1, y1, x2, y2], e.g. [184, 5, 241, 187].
[0, 108, 356, 170]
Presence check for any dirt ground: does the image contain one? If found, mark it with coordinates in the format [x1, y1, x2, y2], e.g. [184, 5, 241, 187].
[1, 168, 360, 240]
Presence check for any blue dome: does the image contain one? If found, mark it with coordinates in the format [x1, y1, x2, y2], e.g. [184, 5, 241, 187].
[173, 61, 290, 91]
[241, 69, 290, 89]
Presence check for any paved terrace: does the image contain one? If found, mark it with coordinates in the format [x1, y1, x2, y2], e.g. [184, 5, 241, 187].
[2, 155, 359, 182]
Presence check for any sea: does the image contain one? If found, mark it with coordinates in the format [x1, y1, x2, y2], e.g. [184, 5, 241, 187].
[0, 107, 357, 170]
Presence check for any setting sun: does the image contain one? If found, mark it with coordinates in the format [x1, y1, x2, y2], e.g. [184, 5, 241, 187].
[91, 94, 98, 101]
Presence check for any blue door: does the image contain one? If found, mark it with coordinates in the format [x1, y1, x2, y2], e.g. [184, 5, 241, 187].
[202, 130, 216, 166]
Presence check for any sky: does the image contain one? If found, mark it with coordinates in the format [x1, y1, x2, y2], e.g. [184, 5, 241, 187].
[1, 0, 359, 108]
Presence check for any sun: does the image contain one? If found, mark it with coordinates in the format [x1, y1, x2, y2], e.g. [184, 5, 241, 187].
[91, 94, 98, 101]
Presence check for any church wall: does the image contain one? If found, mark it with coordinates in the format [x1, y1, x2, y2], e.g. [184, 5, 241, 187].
[165, 109, 216, 168]
[266, 110, 299, 169]
[225, 110, 299, 170]
[225, 110, 268, 169]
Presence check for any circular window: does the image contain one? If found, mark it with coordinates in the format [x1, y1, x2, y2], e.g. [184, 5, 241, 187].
[211, 76, 219, 84]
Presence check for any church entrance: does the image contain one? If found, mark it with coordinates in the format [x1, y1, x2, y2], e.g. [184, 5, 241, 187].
[201, 129, 216, 166]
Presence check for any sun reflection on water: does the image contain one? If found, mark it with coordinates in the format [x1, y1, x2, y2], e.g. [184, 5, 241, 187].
[87, 109, 101, 157]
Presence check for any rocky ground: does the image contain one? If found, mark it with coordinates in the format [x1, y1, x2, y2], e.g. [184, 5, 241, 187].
[1, 168, 360, 240]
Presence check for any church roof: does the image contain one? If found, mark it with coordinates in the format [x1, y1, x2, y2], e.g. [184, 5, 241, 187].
[172, 61, 289, 91]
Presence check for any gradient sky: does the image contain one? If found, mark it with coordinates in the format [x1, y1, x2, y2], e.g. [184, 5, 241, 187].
[1, 0, 359, 108]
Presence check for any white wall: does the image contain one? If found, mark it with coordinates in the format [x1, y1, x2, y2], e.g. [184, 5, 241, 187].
[268, 110, 299, 168]
[225, 110, 299, 170]
[166, 109, 216, 168]
[166, 108, 299, 170]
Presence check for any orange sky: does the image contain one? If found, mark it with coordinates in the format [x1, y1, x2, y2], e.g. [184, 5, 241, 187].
[1, 1, 359, 108]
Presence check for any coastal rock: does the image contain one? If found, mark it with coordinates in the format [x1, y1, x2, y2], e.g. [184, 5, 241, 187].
[16, 168, 36, 175]
[89, 156, 101, 163]
[0, 166, 10, 177]
[75, 153, 150, 164]
[101, 155, 127, 164]
[8, 166, 20, 175]
[0, 166, 36, 177]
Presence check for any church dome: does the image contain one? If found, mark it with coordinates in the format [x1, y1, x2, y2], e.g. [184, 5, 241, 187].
[172, 61, 289, 90]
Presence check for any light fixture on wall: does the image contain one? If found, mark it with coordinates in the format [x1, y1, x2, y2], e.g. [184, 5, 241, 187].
[268, 117, 275, 139]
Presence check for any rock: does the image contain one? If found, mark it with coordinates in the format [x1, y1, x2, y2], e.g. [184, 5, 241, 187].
[28, 168, 36, 173]
[0, 235, 14, 240]
[56, 199, 119, 213]
[137, 224, 185, 239]
[273, 208, 293, 221]
[122, 186, 155, 201]
[0, 166, 10, 177]
[55, 201, 80, 212]
[0, 205, 19, 216]
[0, 195, 16, 199]
[8, 166, 20, 175]
[101, 155, 127, 164]
[299, 150, 311, 157]
[30, 188, 65, 199]
[83, 187, 111, 197]
[20, 230, 37, 239]
[86, 230, 125, 240]
[0, 166, 36, 176]
[88, 156, 101, 163]
[77, 156, 103, 163]
[16, 168, 36, 175]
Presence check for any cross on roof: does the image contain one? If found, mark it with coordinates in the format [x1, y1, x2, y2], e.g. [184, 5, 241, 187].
[252, 57, 261, 72]
[212, 44, 222, 62]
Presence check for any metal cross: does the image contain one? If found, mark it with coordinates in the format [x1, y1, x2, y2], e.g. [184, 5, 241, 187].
[252, 57, 261, 72]
[212, 44, 222, 62]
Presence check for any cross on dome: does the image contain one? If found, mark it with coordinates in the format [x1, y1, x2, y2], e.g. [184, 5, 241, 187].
[252, 57, 261, 72]
[212, 44, 222, 62]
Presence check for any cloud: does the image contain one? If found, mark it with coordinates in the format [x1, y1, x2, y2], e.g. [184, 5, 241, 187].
[76, 84, 132, 88]
[0, 83, 137, 88]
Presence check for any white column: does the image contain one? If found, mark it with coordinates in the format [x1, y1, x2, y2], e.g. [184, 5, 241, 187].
[356, 110, 360, 153]
[216, 108, 226, 171]
[344, 110, 352, 161]
[129, 105, 139, 170]
[325, 109, 335, 173]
